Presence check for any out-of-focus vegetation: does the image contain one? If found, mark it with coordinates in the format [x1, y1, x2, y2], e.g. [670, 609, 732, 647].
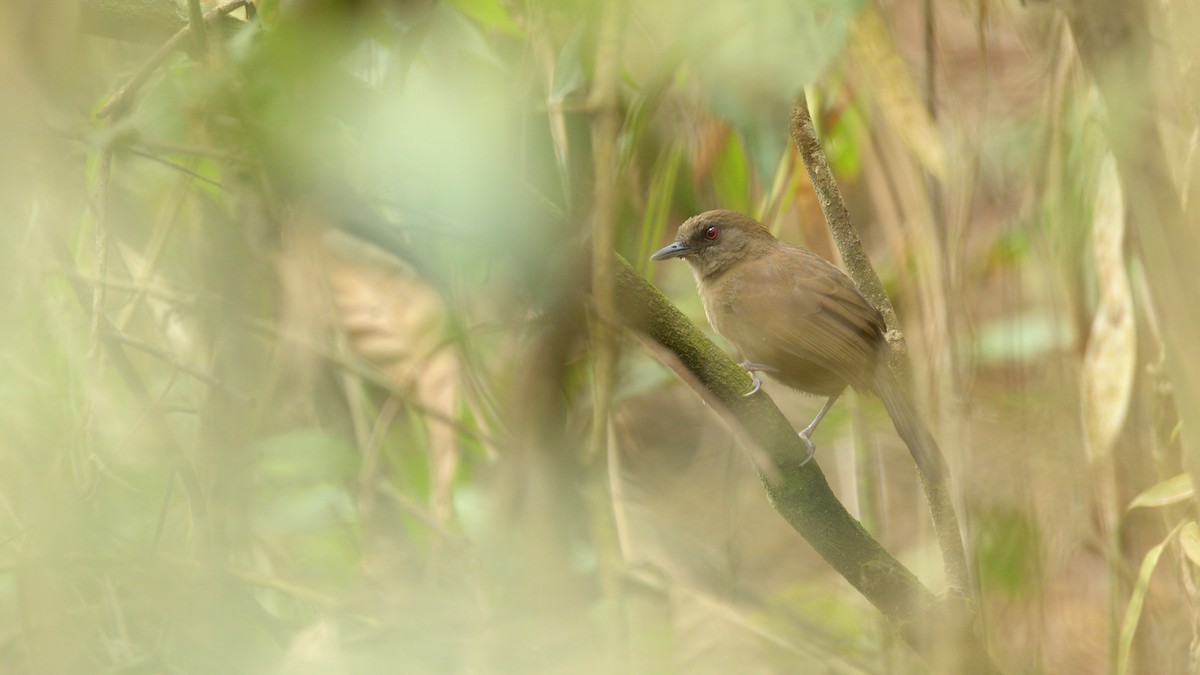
[1, 0, 1199, 672]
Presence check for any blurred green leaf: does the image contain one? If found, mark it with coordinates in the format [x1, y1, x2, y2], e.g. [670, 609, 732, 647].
[712, 131, 751, 215]
[249, 431, 360, 587]
[422, 3, 508, 70]
[759, 148, 805, 228]
[772, 580, 870, 641]
[676, 0, 862, 174]
[254, 483, 357, 534]
[987, 229, 1030, 268]
[453, 485, 490, 543]
[444, 0, 522, 35]
[254, 429, 360, 483]
[635, 143, 684, 271]
[972, 310, 1074, 365]
[550, 22, 587, 103]
[974, 508, 1040, 596]
[391, 409, 434, 502]
[621, 46, 686, 169]
[612, 351, 678, 403]
[823, 102, 863, 180]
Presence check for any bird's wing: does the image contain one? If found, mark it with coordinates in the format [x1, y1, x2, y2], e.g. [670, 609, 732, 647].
[719, 246, 884, 387]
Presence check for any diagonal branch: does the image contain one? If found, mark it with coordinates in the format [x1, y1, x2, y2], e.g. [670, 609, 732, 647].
[79, 0, 246, 45]
[95, 0, 250, 119]
[614, 255, 997, 673]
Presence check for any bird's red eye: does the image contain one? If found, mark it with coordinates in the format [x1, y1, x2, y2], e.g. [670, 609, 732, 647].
[703, 226, 719, 241]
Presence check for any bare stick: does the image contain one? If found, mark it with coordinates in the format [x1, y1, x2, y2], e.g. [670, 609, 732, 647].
[790, 92, 901, 338]
[90, 150, 112, 360]
[587, 1, 624, 461]
[104, 328, 254, 404]
[185, 0, 208, 57]
[789, 93, 969, 593]
[96, 0, 249, 119]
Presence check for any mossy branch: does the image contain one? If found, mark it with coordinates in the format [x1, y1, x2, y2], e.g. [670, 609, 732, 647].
[615, 255, 997, 673]
[80, 0, 244, 45]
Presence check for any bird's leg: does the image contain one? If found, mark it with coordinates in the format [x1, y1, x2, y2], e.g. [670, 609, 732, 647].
[797, 394, 841, 465]
[737, 361, 778, 397]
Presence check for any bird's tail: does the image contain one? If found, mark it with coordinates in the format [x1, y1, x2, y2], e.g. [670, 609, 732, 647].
[873, 361, 948, 485]
[874, 361, 970, 590]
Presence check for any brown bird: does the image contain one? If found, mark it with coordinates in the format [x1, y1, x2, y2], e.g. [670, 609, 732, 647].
[651, 209, 946, 481]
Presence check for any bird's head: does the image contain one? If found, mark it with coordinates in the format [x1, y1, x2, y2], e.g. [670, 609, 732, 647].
[650, 210, 775, 278]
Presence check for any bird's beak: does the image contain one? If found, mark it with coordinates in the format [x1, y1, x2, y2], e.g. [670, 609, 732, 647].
[650, 241, 692, 261]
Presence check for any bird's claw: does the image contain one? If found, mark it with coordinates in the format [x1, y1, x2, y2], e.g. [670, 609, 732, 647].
[798, 430, 816, 466]
[744, 370, 762, 397]
[738, 360, 772, 397]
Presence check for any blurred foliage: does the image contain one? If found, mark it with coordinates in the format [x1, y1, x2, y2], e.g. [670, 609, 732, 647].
[0, 0, 1198, 673]
[973, 506, 1041, 597]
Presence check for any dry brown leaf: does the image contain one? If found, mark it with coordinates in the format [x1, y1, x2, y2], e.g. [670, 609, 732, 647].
[1081, 155, 1136, 462]
[276, 210, 460, 524]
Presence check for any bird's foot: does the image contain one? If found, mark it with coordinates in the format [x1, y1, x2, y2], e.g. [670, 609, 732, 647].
[798, 430, 817, 466]
[737, 361, 776, 397]
[744, 370, 763, 397]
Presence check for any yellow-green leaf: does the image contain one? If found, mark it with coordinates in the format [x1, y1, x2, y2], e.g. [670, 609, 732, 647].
[1179, 522, 1200, 568]
[712, 131, 751, 216]
[443, 0, 521, 35]
[1117, 521, 1186, 675]
[1128, 473, 1195, 510]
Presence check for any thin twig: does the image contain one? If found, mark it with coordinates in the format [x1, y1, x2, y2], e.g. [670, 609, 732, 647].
[104, 327, 255, 404]
[44, 234, 210, 547]
[134, 140, 249, 162]
[90, 150, 112, 360]
[620, 567, 876, 672]
[923, 0, 938, 126]
[96, 0, 250, 119]
[378, 485, 468, 547]
[241, 317, 503, 450]
[357, 395, 402, 517]
[186, 0, 208, 58]
[126, 149, 225, 189]
[587, 1, 623, 461]
[49, 266, 203, 307]
[789, 94, 901, 340]
[116, 173, 193, 330]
